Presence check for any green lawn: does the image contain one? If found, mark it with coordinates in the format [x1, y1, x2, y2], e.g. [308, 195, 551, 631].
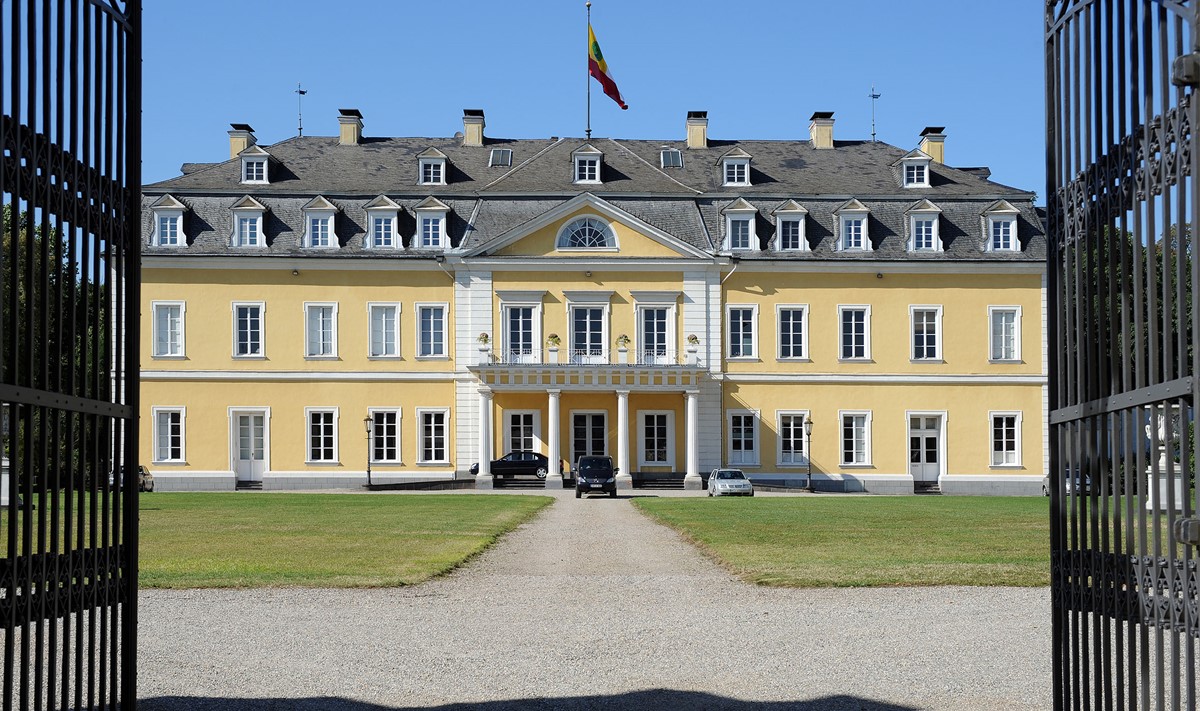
[138, 493, 551, 588]
[633, 496, 1050, 587]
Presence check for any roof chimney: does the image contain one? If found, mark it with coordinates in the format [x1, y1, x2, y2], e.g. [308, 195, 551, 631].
[338, 109, 364, 146]
[686, 111, 708, 149]
[919, 126, 946, 163]
[809, 112, 834, 149]
[463, 109, 485, 147]
[228, 124, 256, 159]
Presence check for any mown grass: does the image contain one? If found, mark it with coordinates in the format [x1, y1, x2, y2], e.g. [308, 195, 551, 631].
[633, 496, 1050, 587]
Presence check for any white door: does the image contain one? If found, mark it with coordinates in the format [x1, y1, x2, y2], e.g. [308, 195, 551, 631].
[908, 416, 941, 483]
[571, 412, 607, 464]
[235, 413, 266, 482]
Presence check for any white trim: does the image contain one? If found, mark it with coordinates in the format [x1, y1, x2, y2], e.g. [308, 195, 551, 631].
[142, 370, 462, 382]
[837, 304, 871, 361]
[500, 300, 544, 364]
[988, 305, 1023, 362]
[367, 301, 402, 359]
[503, 409, 542, 454]
[230, 210, 265, 249]
[722, 158, 751, 186]
[905, 410, 947, 481]
[637, 410, 676, 468]
[415, 302, 449, 359]
[416, 407, 452, 465]
[304, 406, 340, 465]
[302, 209, 337, 250]
[303, 301, 339, 359]
[776, 214, 808, 252]
[635, 303, 677, 364]
[901, 159, 931, 188]
[989, 410, 1024, 468]
[908, 211, 942, 252]
[726, 303, 759, 360]
[775, 409, 811, 468]
[726, 409, 760, 466]
[775, 304, 809, 361]
[573, 155, 602, 184]
[231, 301, 266, 359]
[723, 203, 758, 251]
[909, 304, 943, 362]
[227, 406, 271, 479]
[555, 214, 618, 251]
[151, 209, 184, 247]
[418, 157, 447, 186]
[722, 372, 1047, 384]
[567, 301, 611, 363]
[364, 209, 401, 250]
[838, 409, 873, 467]
[415, 211, 448, 250]
[151, 300, 186, 358]
[368, 407, 403, 464]
[240, 157, 268, 185]
[151, 406, 186, 464]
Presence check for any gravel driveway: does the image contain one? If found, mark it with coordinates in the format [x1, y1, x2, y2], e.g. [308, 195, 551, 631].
[138, 491, 1050, 710]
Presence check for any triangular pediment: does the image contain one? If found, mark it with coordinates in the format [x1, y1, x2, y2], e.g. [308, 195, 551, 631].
[150, 194, 186, 210]
[892, 148, 932, 166]
[835, 198, 869, 213]
[906, 199, 942, 214]
[414, 196, 450, 211]
[771, 199, 807, 215]
[721, 147, 752, 160]
[983, 199, 1019, 215]
[238, 145, 271, 158]
[302, 195, 338, 211]
[721, 198, 757, 214]
[417, 147, 448, 159]
[468, 193, 710, 259]
[572, 143, 603, 155]
[363, 195, 401, 211]
[230, 195, 266, 211]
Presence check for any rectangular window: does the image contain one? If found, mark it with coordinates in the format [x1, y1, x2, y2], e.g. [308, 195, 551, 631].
[729, 411, 758, 465]
[235, 216, 260, 247]
[234, 303, 263, 357]
[153, 302, 184, 357]
[642, 413, 670, 465]
[779, 219, 802, 250]
[660, 149, 683, 168]
[158, 215, 180, 246]
[421, 161, 443, 185]
[904, 163, 926, 186]
[369, 304, 399, 357]
[305, 303, 337, 357]
[724, 161, 748, 185]
[571, 306, 605, 361]
[839, 306, 869, 360]
[421, 217, 442, 248]
[778, 412, 809, 466]
[307, 409, 337, 463]
[842, 217, 865, 250]
[508, 412, 536, 453]
[575, 158, 599, 182]
[778, 307, 806, 359]
[991, 413, 1020, 466]
[154, 409, 184, 462]
[912, 307, 941, 360]
[639, 307, 669, 363]
[309, 216, 332, 248]
[728, 306, 756, 358]
[990, 307, 1020, 361]
[729, 218, 752, 250]
[506, 306, 535, 361]
[372, 217, 394, 248]
[489, 148, 512, 167]
[418, 305, 446, 357]
[419, 409, 449, 463]
[991, 219, 1015, 250]
[913, 218, 936, 250]
[841, 412, 870, 465]
[371, 410, 400, 463]
[243, 160, 265, 182]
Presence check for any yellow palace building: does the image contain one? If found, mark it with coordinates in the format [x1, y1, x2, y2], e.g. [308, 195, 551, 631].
[139, 109, 1046, 495]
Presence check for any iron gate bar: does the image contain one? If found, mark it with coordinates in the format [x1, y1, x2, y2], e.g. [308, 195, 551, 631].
[1049, 376, 1195, 424]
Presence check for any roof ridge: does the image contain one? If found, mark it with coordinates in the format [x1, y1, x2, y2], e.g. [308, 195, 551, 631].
[482, 138, 566, 190]
[603, 138, 701, 194]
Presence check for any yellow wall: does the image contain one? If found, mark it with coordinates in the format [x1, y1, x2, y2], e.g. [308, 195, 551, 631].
[492, 207, 685, 258]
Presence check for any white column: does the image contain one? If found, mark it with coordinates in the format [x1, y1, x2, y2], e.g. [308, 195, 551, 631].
[683, 390, 702, 490]
[545, 389, 564, 489]
[475, 389, 494, 489]
[615, 389, 632, 490]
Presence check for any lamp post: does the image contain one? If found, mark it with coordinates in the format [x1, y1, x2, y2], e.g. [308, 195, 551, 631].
[363, 416, 374, 488]
[804, 417, 814, 493]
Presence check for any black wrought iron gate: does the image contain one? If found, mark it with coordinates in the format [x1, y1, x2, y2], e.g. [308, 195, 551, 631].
[0, 1, 140, 709]
[1048, 1, 1200, 709]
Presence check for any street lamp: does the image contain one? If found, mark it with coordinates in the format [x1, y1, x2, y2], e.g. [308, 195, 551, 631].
[804, 417, 814, 493]
[363, 415, 374, 488]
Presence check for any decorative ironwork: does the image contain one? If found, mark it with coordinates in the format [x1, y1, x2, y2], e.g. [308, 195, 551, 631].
[1048, 0, 1200, 708]
[0, 1, 141, 709]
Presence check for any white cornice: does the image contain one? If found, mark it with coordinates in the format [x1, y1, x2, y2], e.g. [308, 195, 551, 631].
[723, 373, 1046, 384]
[142, 370, 463, 382]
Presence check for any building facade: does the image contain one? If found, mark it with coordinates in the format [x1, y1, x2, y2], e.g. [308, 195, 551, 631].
[140, 109, 1046, 494]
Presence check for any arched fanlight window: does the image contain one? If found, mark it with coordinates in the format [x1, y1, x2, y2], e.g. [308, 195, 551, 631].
[557, 216, 615, 249]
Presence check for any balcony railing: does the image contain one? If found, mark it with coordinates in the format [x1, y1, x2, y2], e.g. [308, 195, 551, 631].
[484, 347, 702, 367]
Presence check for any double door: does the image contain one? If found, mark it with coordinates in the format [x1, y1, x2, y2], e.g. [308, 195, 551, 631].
[234, 411, 266, 482]
[908, 415, 941, 483]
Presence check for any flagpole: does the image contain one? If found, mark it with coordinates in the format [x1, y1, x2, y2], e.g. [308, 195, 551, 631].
[586, 1, 592, 140]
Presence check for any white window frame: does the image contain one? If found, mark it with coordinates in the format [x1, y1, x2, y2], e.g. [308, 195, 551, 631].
[419, 158, 447, 186]
[152, 406, 186, 464]
[555, 215, 618, 251]
[726, 304, 759, 360]
[839, 409, 873, 467]
[723, 158, 750, 186]
[910, 305, 943, 362]
[986, 215, 1019, 252]
[231, 210, 264, 248]
[777, 215, 807, 251]
[776, 304, 809, 361]
[906, 410, 949, 478]
[909, 213, 942, 252]
[902, 160, 931, 188]
[415, 302, 449, 359]
[838, 304, 871, 361]
[776, 409, 811, 468]
[488, 148, 512, 167]
[988, 305, 1023, 362]
[241, 157, 267, 184]
[989, 411, 1023, 468]
[151, 300, 186, 358]
[304, 407, 339, 465]
[501, 300, 544, 364]
[416, 210, 447, 250]
[303, 302, 339, 359]
[152, 210, 184, 247]
[303, 209, 336, 250]
[727, 409, 760, 466]
[567, 302, 611, 364]
[839, 213, 871, 251]
[724, 212, 756, 251]
[574, 155, 601, 184]
[231, 301, 265, 359]
[416, 407, 451, 465]
[367, 302, 402, 359]
[368, 407, 402, 464]
[366, 210, 400, 249]
[660, 148, 683, 169]
[504, 410, 542, 454]
[635, 303, 676, 364]
[637, 410, 676, 468]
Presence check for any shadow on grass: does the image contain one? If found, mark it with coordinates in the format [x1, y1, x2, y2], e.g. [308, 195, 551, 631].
[140, 691, 917, 710]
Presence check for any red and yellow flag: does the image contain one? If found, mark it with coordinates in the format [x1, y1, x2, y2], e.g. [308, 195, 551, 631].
[588, 24, 628, 110]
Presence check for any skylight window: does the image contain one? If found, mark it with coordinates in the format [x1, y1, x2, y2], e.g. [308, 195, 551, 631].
[489, 148, 512, 167]
[660, 148, 683, 169]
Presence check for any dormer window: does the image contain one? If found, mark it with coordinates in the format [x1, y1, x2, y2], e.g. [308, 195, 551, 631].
[772, 200, 808, 252]
[413, 196, 450, 250]
[556, 216, 616, 249]
[417, 147, 448, 186]
[983, 200, 1021, 252]
[572, 144, 603, 184]
[835, 199, 871, 252]
[722, 198, 758, 251]
[150, 195, 187, 247]
[721, 148, 752, 186]
[489, 148, 512, 167]
[660, 148, 683, 169]
[229, 195, 266, 248]
[238, 145, 271, 185]
[895, 148, 933, 188]
[906, 200, 943, 252]
[302, 196, 339, 250]
[364, 195, 401, 249]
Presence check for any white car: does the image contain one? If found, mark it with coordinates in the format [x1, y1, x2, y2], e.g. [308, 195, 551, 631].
[708, 468, 754, 497]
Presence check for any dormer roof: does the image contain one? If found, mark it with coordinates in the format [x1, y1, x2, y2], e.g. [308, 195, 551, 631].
[414, 196, 450, 211]
[983, 199, 1020, 215]
[722, 197, 757, 213]
[572, 143, 603, 155]
[835, 198, 869, 213]
[417, 147, 448, 159]
[771, 199, 808, 215]
[230, 195, 266, 211]
[301, 195, 339, 211]
[363, 195, 401, 210]
[906, 199, 942, 214]
[238, 144, 271, 159]
[150, 194, 187, 210]
[721, 147, 752, 160]
[891, 148, 933, 166]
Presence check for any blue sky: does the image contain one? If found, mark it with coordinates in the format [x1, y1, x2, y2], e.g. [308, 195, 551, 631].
[145, 1, 1046, 199]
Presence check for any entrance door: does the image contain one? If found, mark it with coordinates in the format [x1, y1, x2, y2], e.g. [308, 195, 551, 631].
[572, 412, 607, 464]
[235, 412, 266, 482]
[908, 415, 940, 483]
[506, 411, 538, 453]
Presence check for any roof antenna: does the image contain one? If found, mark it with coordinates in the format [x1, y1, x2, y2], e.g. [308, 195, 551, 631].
[295, 83, 307, 137]
[869, 84, 881, 143]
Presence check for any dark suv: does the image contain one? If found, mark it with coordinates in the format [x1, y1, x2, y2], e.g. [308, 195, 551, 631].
[575, 455, 616, 498]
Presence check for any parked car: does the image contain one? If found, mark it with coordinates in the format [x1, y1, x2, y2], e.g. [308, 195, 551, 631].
[575, 455, 616, 498]
[110, 464, 154, 492]
[1042, 471, 1091, 496]
[469, 451, 564, 481]
[708, 468, 754, 497]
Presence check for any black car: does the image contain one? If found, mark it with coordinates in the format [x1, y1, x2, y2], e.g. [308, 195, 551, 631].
[469, 451, 564, 481]
[575, 455, 616, 498]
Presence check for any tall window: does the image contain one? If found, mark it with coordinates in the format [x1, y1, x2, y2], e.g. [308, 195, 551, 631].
[779, 219, 803, 250]
[639, 307, 669, 363]
[418, 305, 446, 357]
[234, 303, 263, 357]
[841, 412, 870, 465]
[912, 218, 936, 251]
[575, 157, 599, 183]
[729, 411, 758, 465]
[723, 159, 749, 185]
[912, 307, 941, 360]
[419, 410, 449, 463]
[369, 304, 399, 357]
[840, 307, 869, 360]
[990, 218, 1016, 251]
[642, 413, 670, 465]
[154, 409, 184, 462]
[841, 217, 866, 250]
[990, 307, 1020, 361]
[234, 216, 260, 247]
[508, 413, 536, 452]
[153, 302, 184, 357]
[371, 410, 400, 463]
[778, 307, 806, 359]
[779, 413, 808, 465]
[571, 306, 605, 362]
[157, 215, 181, 246]
[371, 216, 395, 248]
[729, 218, 752, 250]
[506, 306, 535, 361]
[991, 413, 1020, 466]
[420, 217, 443, 248]
[305, 304, 337, 357]
[307, 410, 337, 463]
[728, 306, 756, 358]
[309, 216, 332, 248]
